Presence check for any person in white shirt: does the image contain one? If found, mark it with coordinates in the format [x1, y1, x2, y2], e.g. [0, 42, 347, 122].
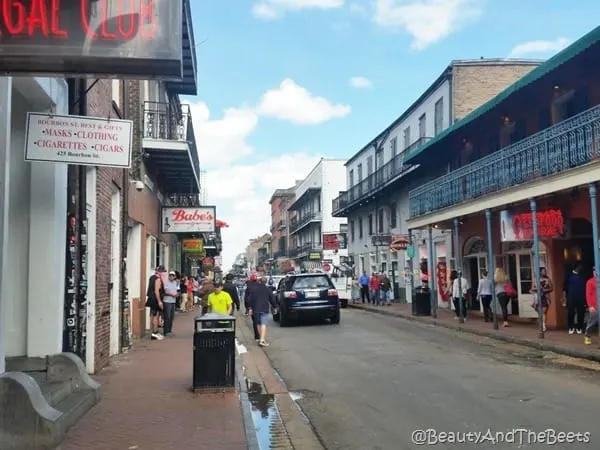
[477, 269, 493, 322]
[451, 270, 469, 320]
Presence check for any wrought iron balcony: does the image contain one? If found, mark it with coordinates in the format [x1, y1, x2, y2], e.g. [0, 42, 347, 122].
[290, 211, 322, 234]
[332, 137, 430, 216]
[409, 106, 600, 219]
[142, 101, 201, 194]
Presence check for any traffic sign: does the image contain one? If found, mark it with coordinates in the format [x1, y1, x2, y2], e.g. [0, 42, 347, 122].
[406, 245, 415, 259]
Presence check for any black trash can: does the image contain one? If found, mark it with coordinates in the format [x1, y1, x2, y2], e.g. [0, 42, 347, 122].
[413, 286, 431, 316]
[193, 313, 236, 391]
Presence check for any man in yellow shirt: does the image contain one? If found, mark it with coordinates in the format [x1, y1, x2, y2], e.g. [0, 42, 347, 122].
[207, 281, 233, 315]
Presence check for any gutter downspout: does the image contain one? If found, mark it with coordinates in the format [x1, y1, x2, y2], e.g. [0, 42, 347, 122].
[121, 82, 131, 350]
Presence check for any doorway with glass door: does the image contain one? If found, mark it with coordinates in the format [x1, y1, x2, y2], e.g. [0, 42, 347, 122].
[463, 238, 487, 313]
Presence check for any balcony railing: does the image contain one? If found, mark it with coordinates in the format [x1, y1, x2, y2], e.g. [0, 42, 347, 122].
[332, 137, 430, 215]
[290, 211, 322, 234]
[142, 101, 201, 187]
[409, 106, 600, 219]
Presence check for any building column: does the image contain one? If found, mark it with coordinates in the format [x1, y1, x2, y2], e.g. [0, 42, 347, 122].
[485, 209, 499, 330]
[0, 78, 13, 373]
[427, 225, 437, 318]
[453, 218, 464, 323]
[589, 183, 600, 338]
[530, 198, 544, 339]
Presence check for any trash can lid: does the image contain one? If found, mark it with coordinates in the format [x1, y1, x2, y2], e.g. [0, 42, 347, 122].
[195, 313, 235, 321]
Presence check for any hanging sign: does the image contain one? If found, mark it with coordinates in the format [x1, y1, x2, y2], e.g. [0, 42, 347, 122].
[390, 234, 409, 251]
[0, 0, 183, 79]
[182, 239, 203, 253]
[500, 209, 565, 241]
[161, 206, 216, 233]
[25, 113, 133, 167]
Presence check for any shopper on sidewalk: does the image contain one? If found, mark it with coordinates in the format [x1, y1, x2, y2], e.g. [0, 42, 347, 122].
[585, 267, 598, 345]
[245, 273, 260, 340]
[162, 271, 180, 337]
[223, 273, 241, 313]
[478, 270, 493, 322]
[563, 263, 587, 335]
[207, 281, 233, 315]
[451, 270, 469, 320]
[359, 271, 370, 303]
[145, 265, 166, 340]
[248, 276, 278, 347]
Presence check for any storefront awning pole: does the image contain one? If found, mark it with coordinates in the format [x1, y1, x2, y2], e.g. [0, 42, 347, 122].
[453, 218, 465, 324]
[407, 230, 414, 303]
[530, 198, 544, 339]
[485, 209, 499, 330]
[428, 225, 437, 318]
[589, 183, 600, 339]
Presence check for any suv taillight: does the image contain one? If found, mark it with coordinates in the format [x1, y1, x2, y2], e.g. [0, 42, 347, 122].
[328, 289, 338, 297]
[284, 291, 297, 298]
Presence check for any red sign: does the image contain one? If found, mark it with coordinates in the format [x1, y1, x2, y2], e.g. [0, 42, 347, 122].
[512, 209, 564, 240]
[323, 263, 331, 272]
[0, 0, 183, 78]
[202, 257, 213, 266]
[390, 234, 409, 251]
[323, 234, 339, 250]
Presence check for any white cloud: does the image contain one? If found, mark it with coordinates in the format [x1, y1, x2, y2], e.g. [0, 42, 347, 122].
[256, 78, 351, 125]
[509, 37, 571, 58]
[253, 0, 344, 19]
[349, 76, 373, 89]
[206, 153, 322, 270]
[349, 2, 367, 14]
[373, 0, 483, 50]
[187, 102, 258, 170]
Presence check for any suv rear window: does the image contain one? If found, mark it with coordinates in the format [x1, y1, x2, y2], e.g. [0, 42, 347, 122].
[292, 275, 332, 290]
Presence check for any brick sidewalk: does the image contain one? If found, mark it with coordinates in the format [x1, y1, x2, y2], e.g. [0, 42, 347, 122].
[56, 310, 247, 450]
[349, 302, 600, 362]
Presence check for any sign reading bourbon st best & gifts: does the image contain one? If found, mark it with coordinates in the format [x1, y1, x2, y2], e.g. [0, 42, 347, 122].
[0, 0, 183, 78]
[25, 112, 133, 167]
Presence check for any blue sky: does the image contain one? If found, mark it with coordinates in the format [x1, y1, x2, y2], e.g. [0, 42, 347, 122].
[183, 0, 600, 269]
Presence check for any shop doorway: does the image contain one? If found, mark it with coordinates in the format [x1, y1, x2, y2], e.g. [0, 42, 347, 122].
[563, 218, 594, 280]
[463, 237, 487, 312]
[109, 187, 121, 356]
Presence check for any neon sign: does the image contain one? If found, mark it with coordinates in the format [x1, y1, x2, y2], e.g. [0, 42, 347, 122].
[512, 209, 564, 240]
[0, 0, 182, 78]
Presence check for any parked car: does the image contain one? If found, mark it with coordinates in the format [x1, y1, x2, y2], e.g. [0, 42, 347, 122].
[272, 273, 340, 326]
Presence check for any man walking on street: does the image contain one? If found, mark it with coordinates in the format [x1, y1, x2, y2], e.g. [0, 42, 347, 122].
[162, 271, 179, 337]
[223, 273, 241, 313]
[245, 273, 260, 340]
[146, 265, 166, 340]
[248, 276, 278, 347]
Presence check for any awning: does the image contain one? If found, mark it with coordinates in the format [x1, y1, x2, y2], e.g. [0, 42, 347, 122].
[216, 219, 229, 228]
[404, 25, 600, 164]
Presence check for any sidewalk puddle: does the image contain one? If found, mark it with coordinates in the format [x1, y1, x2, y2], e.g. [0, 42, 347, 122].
[247, 381, 277, 449]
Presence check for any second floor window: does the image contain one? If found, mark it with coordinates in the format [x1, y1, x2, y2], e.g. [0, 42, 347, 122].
[391, 137, 398, 157]
[403, 126, 411, 149]
[434, 98, 444, 135]
[376, 148, 384, 170]
[357, 164, 363, 181]
[390, 203, 397, 228]
[350, 221, 355, 241]
[349, 169, 354, 187]
[368, 214, 373, 235]
[378, 209, 384, 233]
[359, 217, 363, 239]
[367, 156, 373, 175]
[418, 113, 426, 138]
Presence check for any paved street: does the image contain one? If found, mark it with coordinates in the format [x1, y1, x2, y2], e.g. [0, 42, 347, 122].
[261, 309, 600, 450]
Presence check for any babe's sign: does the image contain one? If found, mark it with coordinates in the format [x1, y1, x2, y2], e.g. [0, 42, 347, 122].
[500, 208, 564, 242]
[0, 0, 183, 78]
[161, 207, 216, 234]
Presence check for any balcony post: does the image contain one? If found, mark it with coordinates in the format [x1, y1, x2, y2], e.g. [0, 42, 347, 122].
[407, 229, 414, 305]
[589, 183, 600, 339]
[428, 225, 437, 318]
[530, 198, 544, 339]
[485, 209, 499, 330]
[453, 218, 464, 323]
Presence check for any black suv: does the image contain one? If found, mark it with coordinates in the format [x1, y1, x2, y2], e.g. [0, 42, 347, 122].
[272, 273, 340, 326]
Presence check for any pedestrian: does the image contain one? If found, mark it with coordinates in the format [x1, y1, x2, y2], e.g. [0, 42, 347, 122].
[245, 273, 260, 340]
[207, 281, 233, 315]
[198, 277, 214, 316]
[179, 275, 188, 312]
[145, 265, 165, 340]
[162, 271, 179, 337]
[358, 271, 370, 303]
[185, 275, 195, 312]
[584, 267, 598, 345]
[451, 270, 469, 320]
[248, 276, 278, 347]
[369, 272, 380, 305]
[351, 276, 360, 304]
[223, 273, 241, 313]
[494, 268, 512, 327]
[478, 269, 493, 322]
[531, 267, 553, 332]
[380, 272, 392, 306]
[563, 263, 587, 335]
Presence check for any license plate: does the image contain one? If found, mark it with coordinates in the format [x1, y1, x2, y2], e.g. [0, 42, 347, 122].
[305, 291, 319, 298]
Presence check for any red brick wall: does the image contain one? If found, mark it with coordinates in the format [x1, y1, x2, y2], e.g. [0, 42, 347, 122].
[86, 80, 125, 371]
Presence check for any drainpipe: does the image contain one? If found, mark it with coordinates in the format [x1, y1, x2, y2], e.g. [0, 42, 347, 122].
[530, 198, 544, 339]
[453, 218, 464, 323]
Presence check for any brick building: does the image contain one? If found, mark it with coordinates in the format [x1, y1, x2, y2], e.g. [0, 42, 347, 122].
[333, 58, 541, 302]
[269, 187, 295, 270]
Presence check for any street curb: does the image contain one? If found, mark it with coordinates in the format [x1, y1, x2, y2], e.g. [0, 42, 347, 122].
[348, 304, 600, 364]
[235, 324, 261, 450]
